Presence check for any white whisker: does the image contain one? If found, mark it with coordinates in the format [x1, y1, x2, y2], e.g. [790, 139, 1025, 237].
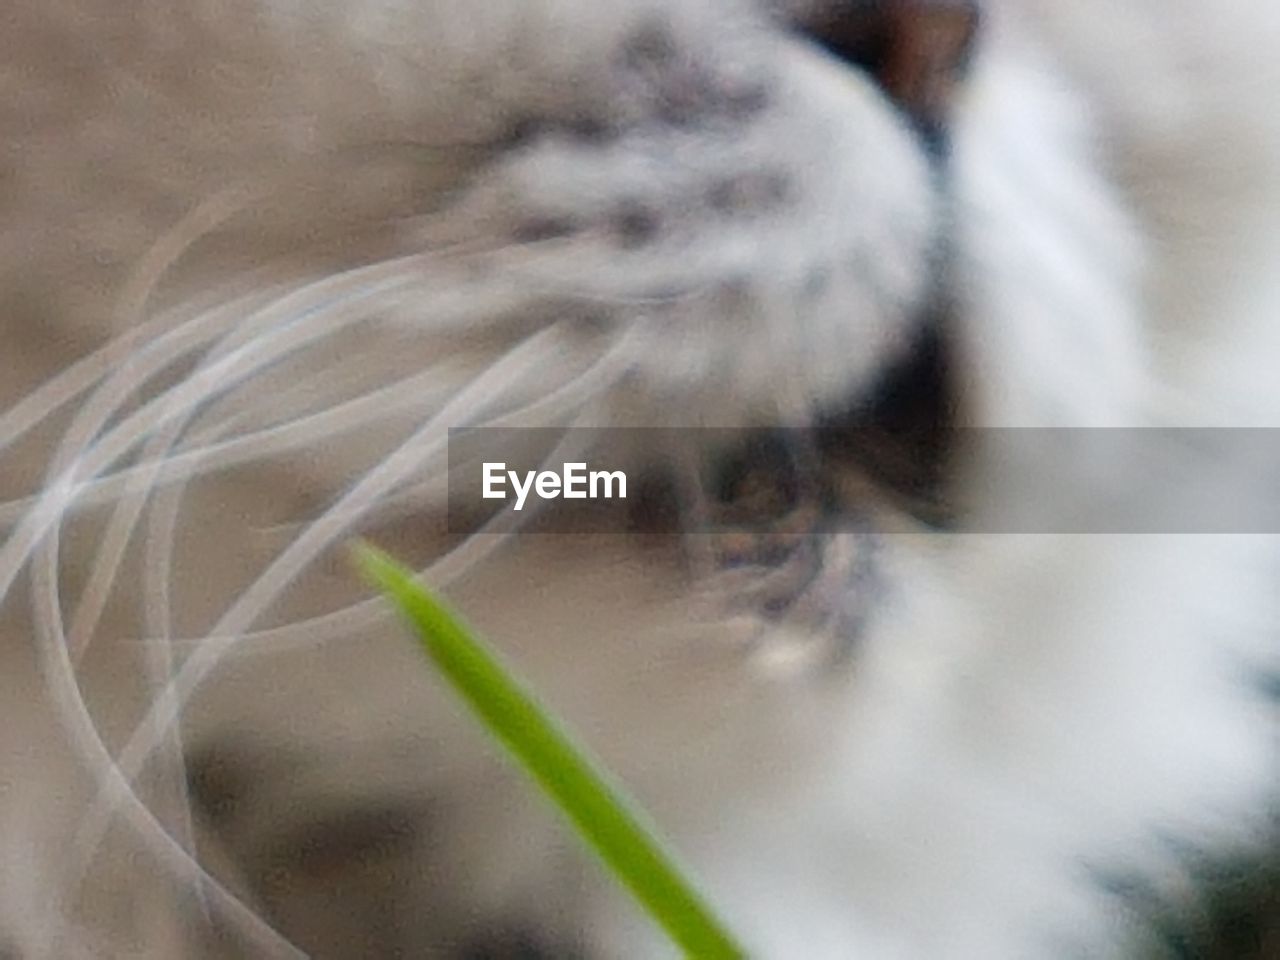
[25, 533, 306, 960]
[0, 187, 252, 457]
[138, 319, 648, 659]
[8, 255, 536, 957]
[58, 316, 632, 951]
[0, 362, 460, 527]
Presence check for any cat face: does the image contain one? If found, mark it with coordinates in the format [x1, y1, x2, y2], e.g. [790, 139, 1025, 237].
[1, 2, 1276, 958]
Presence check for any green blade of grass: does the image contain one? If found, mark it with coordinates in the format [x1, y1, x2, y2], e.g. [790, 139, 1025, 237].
[353, 543, 745, 960]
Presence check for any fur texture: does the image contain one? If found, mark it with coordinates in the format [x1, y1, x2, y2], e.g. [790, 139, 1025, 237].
[0, 1, 1276, 957]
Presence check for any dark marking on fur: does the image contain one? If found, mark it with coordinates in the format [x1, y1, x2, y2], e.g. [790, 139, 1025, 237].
[270, 803, 425, 879]
[460, 928, 583, 960]
[512, 215, 579, 244]
[628, 469, 684, 536]
[563, 112, 618, 143]
[187, 742, 261, 826]
[615, 17, 771, 129]
[611, 201, 661, 247]
[816, 322, 955, 524]
[707, 170, 793, 215]
[498, 115, 545, 150]
[620, 20, 679, 70]
[1259, 671, 1280, 701]
[721, 82, 772, 120]
[499, 111, 618, 151]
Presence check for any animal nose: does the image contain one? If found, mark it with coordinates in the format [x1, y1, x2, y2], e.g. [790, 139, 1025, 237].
[796, 0, 981, 139]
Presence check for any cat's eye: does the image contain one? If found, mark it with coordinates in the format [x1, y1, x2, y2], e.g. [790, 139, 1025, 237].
[797, 0, 980, 139]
